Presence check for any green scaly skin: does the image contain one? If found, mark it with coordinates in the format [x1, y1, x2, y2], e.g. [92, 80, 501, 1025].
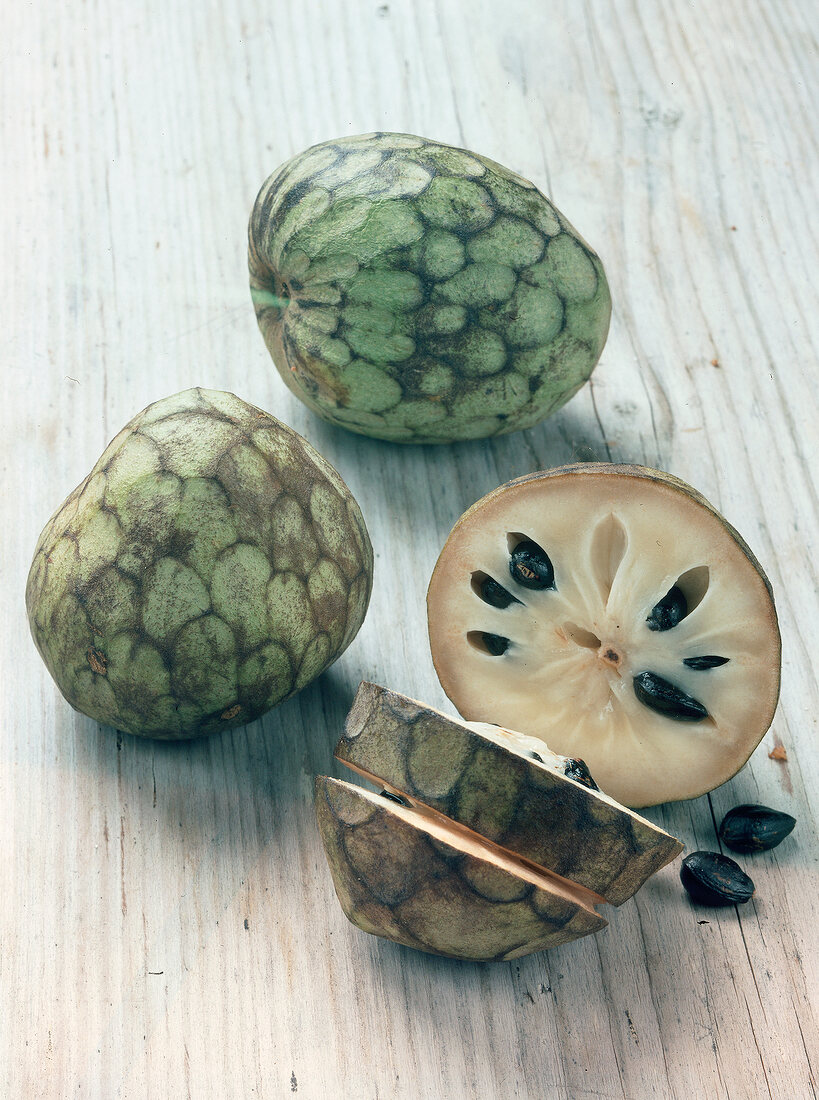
[26, 388, 373, 739]
[249, 133, 611, 444]
[315, 776, 606, 961]
[337, 683, 682, 907]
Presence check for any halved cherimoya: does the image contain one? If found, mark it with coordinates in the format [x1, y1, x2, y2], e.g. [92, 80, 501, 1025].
[427, 464, 781, 807]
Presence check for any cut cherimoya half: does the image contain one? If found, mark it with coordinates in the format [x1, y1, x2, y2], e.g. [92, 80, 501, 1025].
[315, 682, 681, 962]
[427, 464, 781, 808]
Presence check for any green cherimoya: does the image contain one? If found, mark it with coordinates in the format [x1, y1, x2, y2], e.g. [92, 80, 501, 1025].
[249, 133, 611, 443]
[26, 388, 373, 739]
[316, 683, 682, 962]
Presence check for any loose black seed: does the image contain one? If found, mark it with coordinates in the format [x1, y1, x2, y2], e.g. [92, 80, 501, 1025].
[633, 671, 708, 721]
[528, 751, 544, 763]
[563, 758, 600, 791]
[509, 540, 555, 590]
[480, 576, 519, 609]
[482, 632, 510, 656]
[719, 804, 796, 853]
[683, 655, 730, 670]
[680, 851, 755, 906]
[646, 585, 688, 631]
[380, 789, 411, 807]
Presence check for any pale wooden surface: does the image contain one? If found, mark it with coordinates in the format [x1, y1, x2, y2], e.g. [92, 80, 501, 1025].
[2, 1, 818, 1097]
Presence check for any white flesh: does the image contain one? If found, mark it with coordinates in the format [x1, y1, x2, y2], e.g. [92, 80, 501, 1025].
[428, 467, 780, 807]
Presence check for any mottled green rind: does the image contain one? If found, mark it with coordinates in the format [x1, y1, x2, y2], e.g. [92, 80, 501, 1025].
[339, 683, 682, 905]
[249, 132, 611, 443]
[26, 388, 373, 739]
[315, 776, 606, 961]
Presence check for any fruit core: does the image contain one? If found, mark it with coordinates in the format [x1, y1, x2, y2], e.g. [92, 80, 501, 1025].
[468, 532, 720, 729]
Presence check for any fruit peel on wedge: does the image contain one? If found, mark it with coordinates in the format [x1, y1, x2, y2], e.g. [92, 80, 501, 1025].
[315, 774, 608, 962]
[338, 682, 682, 906]
[316, 683, 682, 961]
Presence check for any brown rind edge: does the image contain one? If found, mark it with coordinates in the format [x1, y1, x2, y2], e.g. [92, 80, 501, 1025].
[434, 463, 776, 600]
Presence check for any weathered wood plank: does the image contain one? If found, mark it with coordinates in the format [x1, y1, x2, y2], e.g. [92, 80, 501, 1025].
[2, 0, 817, 1097]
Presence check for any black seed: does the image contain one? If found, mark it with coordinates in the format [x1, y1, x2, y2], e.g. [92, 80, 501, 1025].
[683, 655, 730, 670]
[646, 585, 687, 631]
[480, 576, 519, 609]
[563, 758, 600, 791]
[633, 671, 708, 721]
[509, 540, 555, 590]
[719, 804, 796, 853]
[482, 632, 510, 656]
[528, 751, 544, 763]
[380, 789, 411, 807]
[680, 851, 755, 906]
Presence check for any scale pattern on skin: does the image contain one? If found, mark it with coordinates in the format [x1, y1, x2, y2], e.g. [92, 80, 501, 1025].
[249, 133, 611, 443]
[316, 776, 606, 961]
[337, 683, 682, 906]
[26, 388, 373, 739]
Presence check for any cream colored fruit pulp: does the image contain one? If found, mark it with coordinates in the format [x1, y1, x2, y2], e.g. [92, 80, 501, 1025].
[428, 469, 780, 807]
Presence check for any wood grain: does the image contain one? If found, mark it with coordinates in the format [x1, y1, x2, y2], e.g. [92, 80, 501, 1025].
[2, 0, 817, 1096]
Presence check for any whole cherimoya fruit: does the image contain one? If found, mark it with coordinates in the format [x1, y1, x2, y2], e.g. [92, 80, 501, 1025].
[249, 133, 611, 443]
[26, 388, 373, 739]
[427, 464, 781, 807]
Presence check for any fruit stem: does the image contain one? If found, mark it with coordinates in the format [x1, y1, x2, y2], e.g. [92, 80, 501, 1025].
[250, 287, 290, 311]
